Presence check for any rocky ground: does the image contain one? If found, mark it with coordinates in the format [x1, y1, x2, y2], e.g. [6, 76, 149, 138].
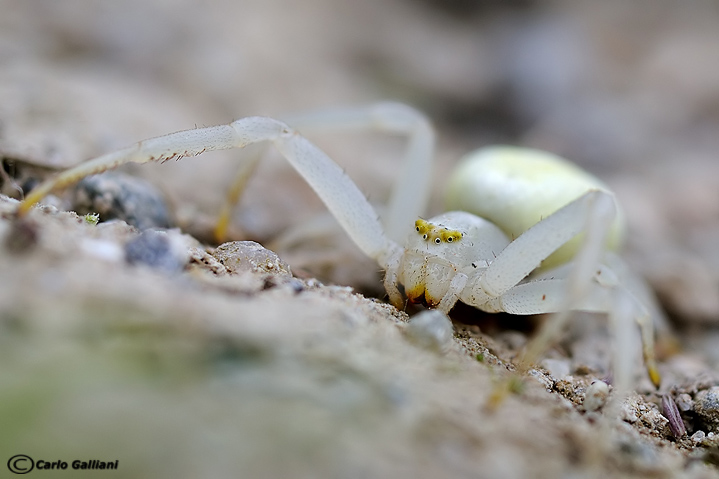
[1, 1, 719, 478]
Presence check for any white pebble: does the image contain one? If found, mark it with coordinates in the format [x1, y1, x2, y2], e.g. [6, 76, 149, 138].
[583, 380, 609, 412]
[405, 310, 454, 354]
[675, 393, 693, 412]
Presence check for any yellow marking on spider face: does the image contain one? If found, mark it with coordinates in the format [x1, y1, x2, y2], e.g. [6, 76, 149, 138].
[415, 218, 462, 244]
[415, 219, 432, 238]
[439, 229, 462, 243]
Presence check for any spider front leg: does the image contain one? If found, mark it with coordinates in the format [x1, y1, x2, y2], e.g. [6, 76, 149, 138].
[460, 189, 660, 388]
[17, 117, 405, 278]
[281, 102, 435, 243]
[495, 277, 656, 392]
[213, 102, 435, 244]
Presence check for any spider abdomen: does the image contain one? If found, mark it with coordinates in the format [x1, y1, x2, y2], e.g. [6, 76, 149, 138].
[445, 146, 625, 269]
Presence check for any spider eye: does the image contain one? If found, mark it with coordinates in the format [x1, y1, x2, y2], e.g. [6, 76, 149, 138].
[434, 238, 441, 244]
[415, 219, 432, 236]
[422, 234, 428, 240]
[439, 229, 462, 243]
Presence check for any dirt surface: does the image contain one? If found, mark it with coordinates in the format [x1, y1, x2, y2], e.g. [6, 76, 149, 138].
[2, 1, 719, 478]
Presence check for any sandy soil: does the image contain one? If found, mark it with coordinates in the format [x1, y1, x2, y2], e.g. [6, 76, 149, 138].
[1, 1, 719, 478]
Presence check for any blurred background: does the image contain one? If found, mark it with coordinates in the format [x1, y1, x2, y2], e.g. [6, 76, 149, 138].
[2, 0, 719, 350]
[3, 1, 719, 476]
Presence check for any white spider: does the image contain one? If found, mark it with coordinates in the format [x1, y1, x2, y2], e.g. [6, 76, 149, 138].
[17, 102, 661, 392]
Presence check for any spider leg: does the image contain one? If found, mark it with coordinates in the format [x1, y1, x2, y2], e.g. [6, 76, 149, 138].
[470, 190, 660, 404]
[213, 144, 264, 242]
[281, 102, 435, 242]
[437, 272, 469, 314]
[18, 125, 243, 216]
[383, 248, 405, 309]
[492, 276, 658, 389]
[513, 190, 662, 388]
[18, 117, 403, 270]
[475, 189, 616, 299]
[213, 102, 434, 244]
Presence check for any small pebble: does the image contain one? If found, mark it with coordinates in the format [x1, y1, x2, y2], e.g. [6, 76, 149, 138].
[125, 230, 186, 274]
[693, 386, 719, 431]
[73, 172, 171, 230]
[212, 241, 292, 277]
[692, 431, 706, 443]
[583, 380, 609, 412]
[287, 278, 305, 293]
[675, 393, 693, 412]
[405, 310, 454, 354]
